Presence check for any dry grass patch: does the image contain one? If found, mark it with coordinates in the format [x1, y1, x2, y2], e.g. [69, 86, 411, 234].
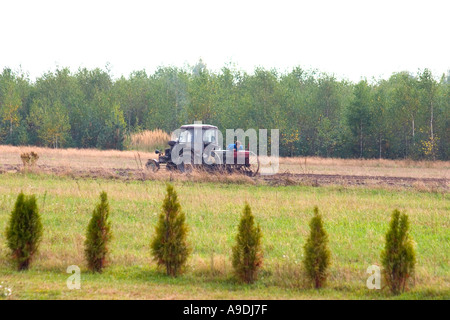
[279, 156, 449, 179]
[127, 129, 171, 152]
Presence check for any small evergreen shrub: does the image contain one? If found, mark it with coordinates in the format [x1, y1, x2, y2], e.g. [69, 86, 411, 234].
[303, 206, 331, 289]
[84, 192, 112, 272]
[5, 192, 43, 270]
[232, 203, 263, 284]
[381, 209, 416, 295]
[151, 184, 190, 277]
[20, 152, 39, 168]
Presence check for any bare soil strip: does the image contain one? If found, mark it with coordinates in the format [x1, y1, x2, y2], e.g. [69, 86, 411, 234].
[1, 163, 447, 191]
[261, 172, 448, 190]
[1, 145, 448, 190]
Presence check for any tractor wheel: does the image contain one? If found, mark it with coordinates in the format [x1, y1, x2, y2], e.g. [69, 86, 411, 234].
[210, 152, 225, 174]
[146, 159, 159, 172]
[177, 152, 195, 174]
[245, 152, 260, 177]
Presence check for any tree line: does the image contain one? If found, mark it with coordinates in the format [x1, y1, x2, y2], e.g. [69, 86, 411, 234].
[0, 62, 448, 160]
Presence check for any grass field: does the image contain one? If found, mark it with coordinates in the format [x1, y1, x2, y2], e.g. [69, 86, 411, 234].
[0, 172, 448, 300]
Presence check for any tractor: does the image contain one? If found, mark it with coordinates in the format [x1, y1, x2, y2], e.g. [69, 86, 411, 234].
[145, 124, 259, 176]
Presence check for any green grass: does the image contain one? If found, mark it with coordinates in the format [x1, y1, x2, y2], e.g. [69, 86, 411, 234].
[0, 173, 449, 299]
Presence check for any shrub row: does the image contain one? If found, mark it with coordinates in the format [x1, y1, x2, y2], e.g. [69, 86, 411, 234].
[4, 185, 416, 295]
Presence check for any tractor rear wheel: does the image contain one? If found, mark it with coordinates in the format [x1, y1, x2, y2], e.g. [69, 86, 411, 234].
[245, 152, 260, 177]
[177, 152, 195, 174]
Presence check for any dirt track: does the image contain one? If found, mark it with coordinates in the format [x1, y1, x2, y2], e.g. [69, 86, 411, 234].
[261, 172, 448, 190]
[1, 163, 448, 192]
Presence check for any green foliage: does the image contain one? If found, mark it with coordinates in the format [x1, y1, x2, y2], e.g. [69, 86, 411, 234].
[28, 98, 71, 148]
[232, 203, 263, 284]
[345, 80, 373, 158]
[5, 192, 43, 270]
[84, 192, 112, 272]
[317, 117, 337, 157]
[381, 209, 416, 295]
[0, 68, 30, 145]
[0, 65, 448, 160]
[96, 104, 126, 150]
[187, 62, 216, 123]
[303, 206, 331, 289]
[151, 184, 190, 277]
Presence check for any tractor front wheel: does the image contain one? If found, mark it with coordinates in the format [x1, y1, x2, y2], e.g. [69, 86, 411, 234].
[146, 159, 160, 172]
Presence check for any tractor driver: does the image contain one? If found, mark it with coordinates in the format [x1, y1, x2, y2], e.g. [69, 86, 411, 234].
[227, 140, 244, 151]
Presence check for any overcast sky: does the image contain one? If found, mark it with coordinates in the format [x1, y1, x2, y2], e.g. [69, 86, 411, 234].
[1, 0, 449, 82]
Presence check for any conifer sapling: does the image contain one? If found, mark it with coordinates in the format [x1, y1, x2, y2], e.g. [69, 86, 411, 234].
[151, 184, 190, 277]
[84, 191, 112, 272]
[6, 192, 43, 270]
[303, 206, 331, 289]
[232, 203, 263, 284]
[381, 209, 416, 295]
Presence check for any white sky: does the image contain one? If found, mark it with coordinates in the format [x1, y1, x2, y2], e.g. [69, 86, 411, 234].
[1, 0, 449, 82]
